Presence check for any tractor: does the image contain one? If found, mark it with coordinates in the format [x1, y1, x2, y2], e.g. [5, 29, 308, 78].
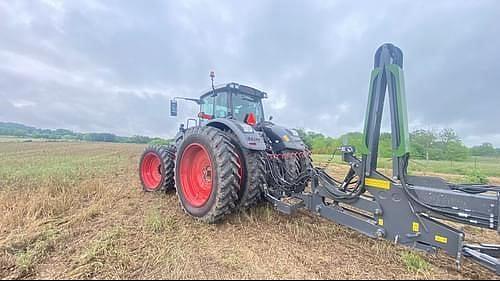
[139, 44, 500, 275]
[139, 74, 312, 223]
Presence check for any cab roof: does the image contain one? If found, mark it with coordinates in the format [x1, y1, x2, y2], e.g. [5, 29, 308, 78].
[200, 82, 268, 99]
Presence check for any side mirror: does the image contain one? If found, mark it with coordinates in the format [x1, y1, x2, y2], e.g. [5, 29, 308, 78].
[269, 116, 273, 121]
[170, 100, 178, 117]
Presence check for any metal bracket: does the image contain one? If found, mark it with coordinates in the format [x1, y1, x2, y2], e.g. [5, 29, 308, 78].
[463, 244, 500, 274]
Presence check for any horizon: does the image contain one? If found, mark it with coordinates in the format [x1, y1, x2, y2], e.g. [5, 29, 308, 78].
[1, 120, 498, 149]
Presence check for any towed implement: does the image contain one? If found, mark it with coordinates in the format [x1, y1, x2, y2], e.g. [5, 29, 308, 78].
[139, 44, 500, 274]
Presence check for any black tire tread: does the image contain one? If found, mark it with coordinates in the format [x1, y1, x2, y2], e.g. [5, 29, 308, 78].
[175, 126, 239, 223]
[283, 149, 301, 183]
[139, 144, 175, 192]
[283, 149, 312, 193]
[237, 149, 265, 209]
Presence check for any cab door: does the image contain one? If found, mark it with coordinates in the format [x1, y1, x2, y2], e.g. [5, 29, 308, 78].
[213, 91, 229, 118]
[199, 91, 229, 121]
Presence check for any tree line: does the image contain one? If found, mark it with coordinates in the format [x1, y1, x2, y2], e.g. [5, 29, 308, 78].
[0, 122, 170, 144]
[296, 128, 499, 161]
[2, 122, 498, 160]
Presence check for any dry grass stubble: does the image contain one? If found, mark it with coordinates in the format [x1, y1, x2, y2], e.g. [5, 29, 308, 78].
[0, 142, 498, 279]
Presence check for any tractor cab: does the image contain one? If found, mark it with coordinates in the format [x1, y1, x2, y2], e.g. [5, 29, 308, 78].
[198, 83, 267, 126]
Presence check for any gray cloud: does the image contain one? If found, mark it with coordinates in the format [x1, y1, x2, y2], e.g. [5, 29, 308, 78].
[1, 0, 499, 146]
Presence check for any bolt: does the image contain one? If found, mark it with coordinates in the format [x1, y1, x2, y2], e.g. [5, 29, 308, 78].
[315, 205, 322, 213]
[376, 229, 385, 238]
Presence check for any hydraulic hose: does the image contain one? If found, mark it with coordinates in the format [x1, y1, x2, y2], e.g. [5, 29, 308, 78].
[315, 168, 365, 203]
[398, 156, 497, 228]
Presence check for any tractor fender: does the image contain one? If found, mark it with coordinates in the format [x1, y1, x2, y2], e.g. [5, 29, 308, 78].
[206, 118, 267, 151]
[260, 122, 307, 152]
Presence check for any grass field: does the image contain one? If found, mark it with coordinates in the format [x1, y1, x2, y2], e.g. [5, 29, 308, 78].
[0, 137, 70, 143]
[1, 142, 499, 279]
[0, 137, 30, 143]
[313, 154, 500, 182]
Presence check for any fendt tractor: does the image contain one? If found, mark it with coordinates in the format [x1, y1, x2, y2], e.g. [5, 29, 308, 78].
[139, 44, 500, 275]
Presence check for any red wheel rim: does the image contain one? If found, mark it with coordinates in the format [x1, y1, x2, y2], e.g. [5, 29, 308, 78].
[141, 152, 162, 191]
[179, 143, 214, 207]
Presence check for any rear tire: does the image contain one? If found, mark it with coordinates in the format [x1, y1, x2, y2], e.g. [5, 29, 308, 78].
[283, 149, 300, 182]
[298, 151, 313, 189]
[235, 147, 265, 210]
[283, 149, 311, 193]
[175, 126, 239, 223]
[139, 145, 175, 192]
[225, 132, 265, 210]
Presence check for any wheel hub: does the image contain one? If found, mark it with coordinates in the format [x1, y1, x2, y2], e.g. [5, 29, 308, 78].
[141, 152, 162, 191]
[202, 167, 212, 182]
[179, 143, 214, 207]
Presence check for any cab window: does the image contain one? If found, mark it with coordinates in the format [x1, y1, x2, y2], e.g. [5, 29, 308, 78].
[214, 92, 229, 118]
[232, 93, 264, 123]
[200, 95, 214, 116]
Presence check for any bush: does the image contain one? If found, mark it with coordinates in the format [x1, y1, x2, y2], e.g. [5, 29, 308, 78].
[148, 138, 172, 146]
[401, 252, 430, 273]
[464, 169, 489, 184]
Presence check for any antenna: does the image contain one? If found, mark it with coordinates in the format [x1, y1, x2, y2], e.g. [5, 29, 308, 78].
[210, 71, 215, 91]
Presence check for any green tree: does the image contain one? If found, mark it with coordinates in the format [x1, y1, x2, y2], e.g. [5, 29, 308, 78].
[437, 128, 469, 161]
[471, 143, 496, 157]
[83, 133, 117, 142]
[446, 141, 469, 161]
[439, 128, 461, 144]
[295, 128, 313, 149]
[378, 133, 393, 158]
[410, 130, 436, 160]
[128, 135, 152, 144]
[149, 138, 173, 145]
[340, 132, 364, 149]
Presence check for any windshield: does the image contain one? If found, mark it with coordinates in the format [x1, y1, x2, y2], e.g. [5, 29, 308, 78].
[232, 93, 264, 123]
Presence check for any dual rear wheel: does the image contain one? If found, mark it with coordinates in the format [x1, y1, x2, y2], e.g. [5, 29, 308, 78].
[139, 126, 265, 223]
[139, 145, 175, 192]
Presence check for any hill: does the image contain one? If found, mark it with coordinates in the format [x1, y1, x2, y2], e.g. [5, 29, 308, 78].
[0, 122, 170, 144]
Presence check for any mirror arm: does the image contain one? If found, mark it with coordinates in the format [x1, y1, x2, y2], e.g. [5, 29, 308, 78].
[173, 97, 202, 105]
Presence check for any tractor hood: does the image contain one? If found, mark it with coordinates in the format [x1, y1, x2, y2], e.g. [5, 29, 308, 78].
[259, 122, 306, 152]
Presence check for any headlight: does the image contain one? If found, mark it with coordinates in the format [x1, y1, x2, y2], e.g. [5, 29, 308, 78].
[241, 124, 254, 133]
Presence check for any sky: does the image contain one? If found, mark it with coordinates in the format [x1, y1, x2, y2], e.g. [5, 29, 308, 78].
[1, 0, 499, 146]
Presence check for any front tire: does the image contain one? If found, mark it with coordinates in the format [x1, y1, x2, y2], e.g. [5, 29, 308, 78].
[175, 127, 239, 223]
